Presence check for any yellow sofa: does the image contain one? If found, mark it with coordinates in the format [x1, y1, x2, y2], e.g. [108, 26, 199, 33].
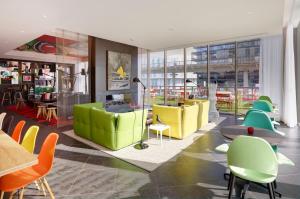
[184, 99, 210, 129]
[152, 104, 199, 139]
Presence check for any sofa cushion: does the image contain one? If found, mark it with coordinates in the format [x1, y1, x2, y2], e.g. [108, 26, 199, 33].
[73, 105, 92, 140]
[90, 108, 116, 150]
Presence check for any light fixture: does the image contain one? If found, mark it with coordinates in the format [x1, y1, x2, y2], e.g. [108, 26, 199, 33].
[247, 11, 254, 15]
[20, 30, 25, 33]
[42, 15, 47, 18]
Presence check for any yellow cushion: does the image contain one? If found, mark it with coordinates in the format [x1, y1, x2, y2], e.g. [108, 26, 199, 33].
[184, 99, 210, 129]
[182, 104, 198, 138]
[152, 104, 199, 139]
[152, 105, 182, 139]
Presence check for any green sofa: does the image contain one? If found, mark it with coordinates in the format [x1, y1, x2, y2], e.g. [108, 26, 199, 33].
[73, 102, 148, 150]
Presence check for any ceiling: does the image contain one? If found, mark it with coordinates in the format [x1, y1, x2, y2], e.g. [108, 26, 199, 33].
[0, 0, 286, 60]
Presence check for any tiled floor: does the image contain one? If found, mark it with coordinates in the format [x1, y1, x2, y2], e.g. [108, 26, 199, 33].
[2, 108, 300, 199]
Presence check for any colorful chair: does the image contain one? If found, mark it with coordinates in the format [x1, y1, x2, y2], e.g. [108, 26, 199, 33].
[2, 115, 14, 134]
[252, 100, 273, 112]
[0, 133, 59, 199]
[21, 126, 39, 153]
[11, 120, 26, 143]
[227, 136, 278, 199]
[259, 95, 272, 104]
[0, 112, 7, 130]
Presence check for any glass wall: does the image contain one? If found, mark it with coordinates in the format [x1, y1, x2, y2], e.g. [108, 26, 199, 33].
[186, 46, 208, 99]
[138, 39, 260, 115]
[166, 49, 184, 105]
[236, 39, 260, 114]
[55, 29, 90, 127]
[209, 42, 236, 113]
[149, 51, 165, 105]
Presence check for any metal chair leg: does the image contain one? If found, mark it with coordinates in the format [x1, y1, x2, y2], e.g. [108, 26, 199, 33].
[228, 175, 235, 199]
[267, 183, 275, 199]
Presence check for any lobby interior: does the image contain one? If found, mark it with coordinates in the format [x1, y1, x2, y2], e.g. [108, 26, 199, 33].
[0, 0, 300, 199]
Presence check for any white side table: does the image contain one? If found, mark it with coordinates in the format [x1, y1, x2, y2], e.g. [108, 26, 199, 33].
[148, 124, 171, 145]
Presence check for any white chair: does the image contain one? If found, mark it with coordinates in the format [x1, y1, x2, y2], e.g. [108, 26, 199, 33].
[0, 112, 7, 130]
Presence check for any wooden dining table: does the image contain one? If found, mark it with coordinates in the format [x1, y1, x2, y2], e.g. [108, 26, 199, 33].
[0, 130, 38, 177]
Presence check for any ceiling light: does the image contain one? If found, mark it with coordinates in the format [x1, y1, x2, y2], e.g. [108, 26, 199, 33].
[20, 30, 25, 33]
[43, 15, 47, 18]
[247, 11, 254, 15]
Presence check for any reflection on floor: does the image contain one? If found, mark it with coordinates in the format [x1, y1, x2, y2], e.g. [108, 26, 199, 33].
[2, 107, 300, 199]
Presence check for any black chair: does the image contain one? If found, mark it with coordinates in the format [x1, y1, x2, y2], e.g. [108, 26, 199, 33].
[2, 115, 14, 135]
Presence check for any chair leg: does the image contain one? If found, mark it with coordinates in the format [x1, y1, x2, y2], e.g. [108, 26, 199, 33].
[8, 191, 15, 199]
[39, 179, 47, 196]
[227, 172, 232, 190]
[19, 188, 24, 199]
[241, 181, 250, 199]
[228, 175, 235, 199]
[273, 180, 277, 189]
[267, 183, 275, 199]
[34, 180, 41, 190]
[42, 177, 55, 199]
[0, 191, 4, 199]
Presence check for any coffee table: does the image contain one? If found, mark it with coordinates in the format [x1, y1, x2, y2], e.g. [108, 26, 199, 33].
[148, 124, 171, 145]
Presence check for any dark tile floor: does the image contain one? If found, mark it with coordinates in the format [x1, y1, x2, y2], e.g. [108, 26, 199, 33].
[2, 108, 300, 199]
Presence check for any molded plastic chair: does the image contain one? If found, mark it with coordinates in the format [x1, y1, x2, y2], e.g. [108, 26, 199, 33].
[243, 110, 275, 130]
[253, 100, 273, 112]
[259, 96, 272, 104]
[21, 126, 39, 153]
[11, 120, 26, 143]
[227, 136, 278, 199]
[0, 133, 59, 199]
[2, 115, 14, 134]
[0, 112, 7, 130]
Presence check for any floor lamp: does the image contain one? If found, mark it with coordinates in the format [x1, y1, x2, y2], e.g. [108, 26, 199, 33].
[133, 77, 149, 150]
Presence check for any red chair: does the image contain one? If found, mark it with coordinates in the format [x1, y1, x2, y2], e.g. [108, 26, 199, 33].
[0, 133, 59, 199]
[11, 120, 26, 143]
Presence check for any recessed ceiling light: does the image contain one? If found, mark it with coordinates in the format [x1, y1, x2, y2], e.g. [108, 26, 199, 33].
[20, 30, 25, 33]
[247, 11, 254, 15]
[42, 15, 47, 18]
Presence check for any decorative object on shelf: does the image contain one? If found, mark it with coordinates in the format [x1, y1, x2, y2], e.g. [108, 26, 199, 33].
[132, 77, 148, 150]
[107, 51, 131, 90]
[208, 83, 219, 122]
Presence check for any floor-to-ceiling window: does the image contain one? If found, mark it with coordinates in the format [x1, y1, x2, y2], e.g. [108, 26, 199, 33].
[166, 49, 184, 105]
[236, 39, 260, 114]
[209, 42, 236, 113]
[186, 46, 208, 99]
[139, 39, 260, 115]
[149, 51, 165, 105]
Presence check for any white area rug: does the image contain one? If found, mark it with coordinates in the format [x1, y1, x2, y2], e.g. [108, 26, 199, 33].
[62, 117, 226, 171]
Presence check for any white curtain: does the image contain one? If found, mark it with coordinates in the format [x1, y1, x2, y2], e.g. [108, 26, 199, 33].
[282, 25, 298, 127]
[259, 35, 284, 119]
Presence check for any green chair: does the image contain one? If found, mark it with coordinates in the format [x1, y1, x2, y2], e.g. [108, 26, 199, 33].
[259, 96, 272, 104]
[227, 135, 278, 199]
[253, 100, 273, 112]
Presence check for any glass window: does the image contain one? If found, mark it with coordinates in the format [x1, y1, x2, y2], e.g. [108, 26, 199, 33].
[186, 46, 208, 99]
[149, 51, 165, 105]
[237, 39, 260, 114]
[209, 42, 235, 113]
[166, 49, 184, 105]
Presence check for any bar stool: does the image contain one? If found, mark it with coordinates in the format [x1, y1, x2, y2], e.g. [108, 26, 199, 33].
[37, 105, 47, 119]
[14, 91, 23, 104]
[46, 107, 58, 121]
[1, 91, 12, 105]
[16, 98, 26, 110]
